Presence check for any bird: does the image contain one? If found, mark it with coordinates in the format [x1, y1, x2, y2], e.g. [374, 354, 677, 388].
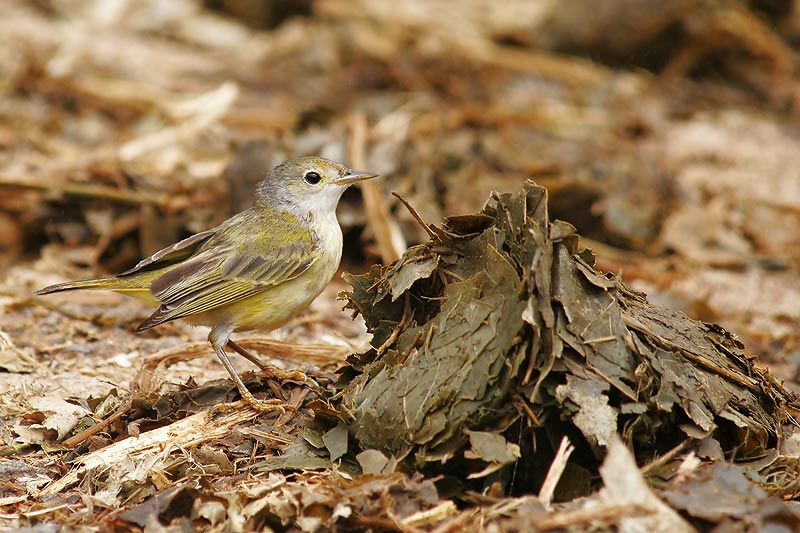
[35, 156, 379, 411]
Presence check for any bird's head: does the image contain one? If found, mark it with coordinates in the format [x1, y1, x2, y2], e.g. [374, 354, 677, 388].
[257, 156, 379, 216]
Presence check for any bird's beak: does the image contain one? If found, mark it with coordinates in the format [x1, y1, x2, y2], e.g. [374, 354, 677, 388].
[334, 169, 380, 185]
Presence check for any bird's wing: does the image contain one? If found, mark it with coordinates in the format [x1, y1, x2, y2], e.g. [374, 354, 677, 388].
[119, 230, 217, 276]
[135, 225, 318, 332]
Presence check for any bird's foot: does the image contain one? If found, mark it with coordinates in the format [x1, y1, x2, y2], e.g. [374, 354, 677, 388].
[209, 392, 292, 415]
[257, 363, 318, 388]
[225, 340, 320, 388]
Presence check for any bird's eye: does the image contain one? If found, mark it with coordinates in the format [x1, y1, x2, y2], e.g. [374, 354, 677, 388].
[304, 171, 322, 185]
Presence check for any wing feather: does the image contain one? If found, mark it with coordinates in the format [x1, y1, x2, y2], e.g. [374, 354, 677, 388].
[119, 230, 217, 276]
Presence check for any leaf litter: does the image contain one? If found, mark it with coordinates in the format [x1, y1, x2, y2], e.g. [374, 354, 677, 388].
[3, 0, 800, 531]
[6, 179, 798, 531]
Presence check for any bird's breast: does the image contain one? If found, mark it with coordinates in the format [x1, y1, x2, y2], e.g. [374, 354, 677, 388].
[311, 213, 344, 271]
[202, 214, 344, 333]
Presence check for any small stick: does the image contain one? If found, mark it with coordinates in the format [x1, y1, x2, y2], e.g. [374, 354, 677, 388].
[0, 174, 161, 206]
[377, 293, 411, 355]
[640, 439, 690, 476]
[392, 192, 436, 240]
[62, 399, 133, 449]
[348, 113, 405, 263]
[538, 436, 575, 509]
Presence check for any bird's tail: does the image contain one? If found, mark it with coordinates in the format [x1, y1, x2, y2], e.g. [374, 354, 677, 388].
[35, 277, 122, 295]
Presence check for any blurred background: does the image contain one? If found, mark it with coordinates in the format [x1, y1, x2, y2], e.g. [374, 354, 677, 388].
[1, 0, 800, 386]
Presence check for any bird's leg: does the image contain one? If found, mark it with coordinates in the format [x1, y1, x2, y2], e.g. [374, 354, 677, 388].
[226, 339, 317, 387]
[208, 328, 286, 413]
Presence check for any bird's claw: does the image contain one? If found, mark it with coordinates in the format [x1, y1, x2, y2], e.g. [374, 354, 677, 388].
[209, 393, 292, 415]
[258, 364, 318, 388]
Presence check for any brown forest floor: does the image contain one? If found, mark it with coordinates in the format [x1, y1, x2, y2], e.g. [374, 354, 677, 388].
[2, 1, 800, 531]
